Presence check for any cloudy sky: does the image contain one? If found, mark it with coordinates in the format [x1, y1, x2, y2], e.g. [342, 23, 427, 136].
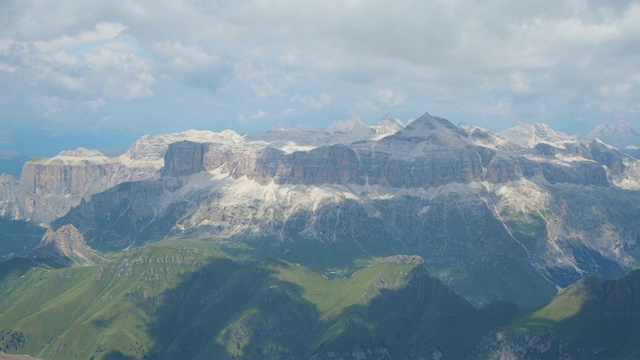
[1, 0, 639, 139]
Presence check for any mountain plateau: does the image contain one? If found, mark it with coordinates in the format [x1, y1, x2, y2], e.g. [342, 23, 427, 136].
[1, 113, 640, 309]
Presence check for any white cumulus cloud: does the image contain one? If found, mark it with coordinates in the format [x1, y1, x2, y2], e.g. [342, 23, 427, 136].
[1, 0, 640, 134]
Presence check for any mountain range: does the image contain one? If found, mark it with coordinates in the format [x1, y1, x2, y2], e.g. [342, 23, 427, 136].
[1, 113, 640, 359]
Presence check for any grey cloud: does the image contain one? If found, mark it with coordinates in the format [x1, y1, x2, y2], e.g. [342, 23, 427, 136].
[152, 41, 230, 92]
[0, 35, 155, 118]
[1, 0, 639, 133]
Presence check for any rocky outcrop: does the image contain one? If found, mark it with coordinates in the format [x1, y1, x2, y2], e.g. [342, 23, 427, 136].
[30, 224, 104, 266]
[162, 140, 256, 178]
[0, 175, 26, 219]
[162, 114, 507, 187]
[250, 141, 492, 187]
[375, 255, 424, 265]
[254, 144, 363, 185]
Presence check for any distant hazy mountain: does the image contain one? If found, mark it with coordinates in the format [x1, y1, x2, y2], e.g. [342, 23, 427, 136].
[0, 127, 137, 158]
[497, 122, 576, 148]
[588, 120, 640, 149]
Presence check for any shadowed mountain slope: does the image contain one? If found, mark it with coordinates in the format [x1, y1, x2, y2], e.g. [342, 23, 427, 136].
[0, 239, 518, 360]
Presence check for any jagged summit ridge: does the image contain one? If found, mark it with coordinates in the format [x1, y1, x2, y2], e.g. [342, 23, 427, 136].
[372, 114, 405, 140]
[327, 115, 373, 135]
[497, 122, 575, 148]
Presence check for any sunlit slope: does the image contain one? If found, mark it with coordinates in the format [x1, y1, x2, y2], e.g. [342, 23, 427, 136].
[477, 270, 640, 359]
[0, 238, 516, 359]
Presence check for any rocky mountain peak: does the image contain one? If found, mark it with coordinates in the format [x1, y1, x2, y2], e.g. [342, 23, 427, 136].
[497, 122, 573, 148]
[327, 115, 374, 136]
[384, 112, 468, 145]
[372, 115, 405, 140]
[30, 224, 104, 266]
[591, 120, 634, 136]
[589, 120, 640, 148]
[377, 114, 405, 128]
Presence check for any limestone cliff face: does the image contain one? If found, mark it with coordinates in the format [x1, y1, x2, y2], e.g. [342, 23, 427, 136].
[17, 148, 164, 222]
[19, 151, 116, 222]
[161, 115, 500, 187]
[253, 145, 364, 185]
[161, 141, 206, 177]
[20, 148, 114, 195]
[161, 141, 260, 179]
[540, 161, 608, 185]
[159, 114, 612, 189]
[0, 174, 26, 218]
[250, 143, 490, 187]
[12, 130, 240, 223]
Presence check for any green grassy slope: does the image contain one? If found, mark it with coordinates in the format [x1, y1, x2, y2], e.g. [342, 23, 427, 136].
[477, 270, 640, 359]
[0, 238, 518, 359]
